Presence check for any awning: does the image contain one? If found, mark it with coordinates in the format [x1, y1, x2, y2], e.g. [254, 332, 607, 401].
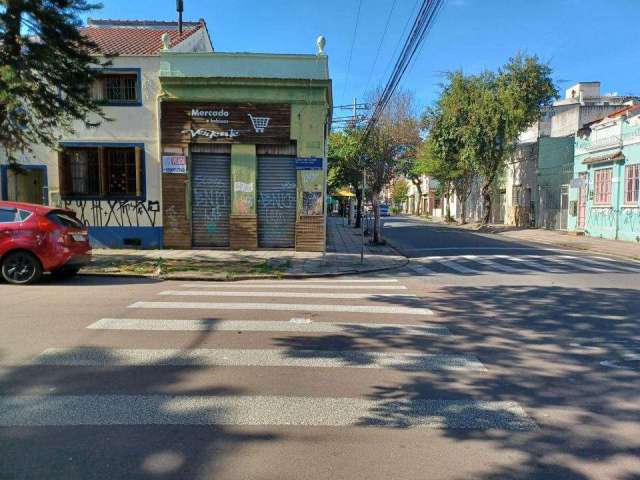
[582, 150, 625, 165]
[332, 188, 355, 197]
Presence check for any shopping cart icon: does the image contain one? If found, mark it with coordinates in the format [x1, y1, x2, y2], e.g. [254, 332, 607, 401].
[248, 113, 270, 133]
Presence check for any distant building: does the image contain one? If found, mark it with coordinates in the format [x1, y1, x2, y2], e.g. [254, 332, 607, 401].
[501, 81, 639, 230]
[568, 105, 640, 241]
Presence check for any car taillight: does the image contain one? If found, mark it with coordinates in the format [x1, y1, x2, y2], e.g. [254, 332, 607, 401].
[36, 217, 55, 232]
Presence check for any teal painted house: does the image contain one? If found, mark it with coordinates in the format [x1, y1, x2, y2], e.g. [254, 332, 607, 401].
[568, 105, 640, 242]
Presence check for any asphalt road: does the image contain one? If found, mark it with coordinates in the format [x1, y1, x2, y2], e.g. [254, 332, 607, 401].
[1, 222, 639, 480]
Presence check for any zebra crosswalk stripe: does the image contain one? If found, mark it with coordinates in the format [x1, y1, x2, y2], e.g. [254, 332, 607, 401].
[87, 318, 452, 336]
[461, 255, 519, 273]
[0, 395, 538, 430]
[157, 290, 418, 300]
[180, 283, 408, 290]
[436, 258, 478, 274]
[30, 348, 486, 371]
[128, 301, 434, 316]
[495, 255, 564, 272]
[541, 255, 607, 272]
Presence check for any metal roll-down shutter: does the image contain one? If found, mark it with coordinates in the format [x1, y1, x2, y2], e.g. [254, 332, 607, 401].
[257, 155, 297, 248]
[191, 154, 231, 247]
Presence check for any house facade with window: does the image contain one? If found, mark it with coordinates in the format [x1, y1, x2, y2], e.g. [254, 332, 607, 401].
[568, 104, 640, 242]
[0, 19, 213, 247]
[498, 82, 638, 231]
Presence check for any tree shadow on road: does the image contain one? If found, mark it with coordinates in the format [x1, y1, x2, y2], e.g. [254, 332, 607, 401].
[274, 285, 640, 479]
[0, 319, 279, 480]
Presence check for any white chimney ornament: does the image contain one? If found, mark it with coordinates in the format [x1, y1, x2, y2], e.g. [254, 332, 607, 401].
[161, 32, 171, 51]
[317, 35, 326, 55]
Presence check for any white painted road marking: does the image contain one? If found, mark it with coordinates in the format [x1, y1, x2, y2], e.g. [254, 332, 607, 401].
[437, 259, 478, 274]
[0, 395, 537, 430]
[87, 318, 452, 336]
[158, 290, 418, 300]
[462, 255, 519, 273]
[408, 263, 435, 275]
[128, 301, 434, 316]
[495, 255, 565, 273]
[412, 254, 640, 275]
[562, 255, 640, 272]
[230, 278, 400, 284]
[541, 255, 608, 273]
[180, 283, 409, 290]
[31, 348, 483, 371]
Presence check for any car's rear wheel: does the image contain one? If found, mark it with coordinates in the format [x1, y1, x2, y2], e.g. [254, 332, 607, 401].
[1, 251, 42, 285]
[51, 267, 80, 278]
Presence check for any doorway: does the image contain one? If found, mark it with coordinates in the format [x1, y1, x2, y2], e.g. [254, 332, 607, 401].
[2, 165, 48, 204]
[578, 172, 588, 229]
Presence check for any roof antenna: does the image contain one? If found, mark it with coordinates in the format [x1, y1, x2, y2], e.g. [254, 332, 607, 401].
[176, 0, 184, 36]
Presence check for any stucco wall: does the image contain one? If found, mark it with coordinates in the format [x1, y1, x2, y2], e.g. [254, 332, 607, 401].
[568, 114, 640, 242]
[0, 56, 164, 247]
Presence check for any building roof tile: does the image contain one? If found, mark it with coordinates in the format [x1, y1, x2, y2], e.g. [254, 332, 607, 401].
[81, 20, 204, 56]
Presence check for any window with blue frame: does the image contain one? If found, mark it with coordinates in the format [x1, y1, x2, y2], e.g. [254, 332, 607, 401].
[92, 70, 141, 106]
[59, 145, 143, 200]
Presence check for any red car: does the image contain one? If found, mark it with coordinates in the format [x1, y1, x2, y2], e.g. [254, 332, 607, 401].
[0, 201, 91, 284]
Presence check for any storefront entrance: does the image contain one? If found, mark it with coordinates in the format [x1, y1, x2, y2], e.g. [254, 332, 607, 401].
[257, 155, 296, 248]
[191, 154, 231, 247]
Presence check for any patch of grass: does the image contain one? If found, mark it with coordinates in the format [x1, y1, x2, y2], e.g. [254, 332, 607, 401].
[86, 256, 293, 277]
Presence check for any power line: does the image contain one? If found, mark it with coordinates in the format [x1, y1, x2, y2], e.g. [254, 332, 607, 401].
[379, 0, 421, 89]
[340, 0, 363, 101]
[362, 0, 445, 142]
[362, 0, 398, 96]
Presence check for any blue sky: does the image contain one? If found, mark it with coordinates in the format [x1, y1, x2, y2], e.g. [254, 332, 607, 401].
[87, 0, 640, 111]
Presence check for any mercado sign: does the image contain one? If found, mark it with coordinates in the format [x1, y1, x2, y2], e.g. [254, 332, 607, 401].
[161, 102, 291, 144]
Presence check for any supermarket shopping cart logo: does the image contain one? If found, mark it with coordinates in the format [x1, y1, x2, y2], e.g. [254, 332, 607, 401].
[248, 113, 270, 133]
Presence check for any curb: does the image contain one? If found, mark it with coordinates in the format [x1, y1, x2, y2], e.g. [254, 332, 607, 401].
[79, 258, 410, 282]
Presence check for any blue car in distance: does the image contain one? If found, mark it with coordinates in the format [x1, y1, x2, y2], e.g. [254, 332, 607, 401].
[379, 203, 390, 216]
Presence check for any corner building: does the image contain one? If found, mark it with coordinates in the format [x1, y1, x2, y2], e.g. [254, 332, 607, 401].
[158, 49, 332, 251]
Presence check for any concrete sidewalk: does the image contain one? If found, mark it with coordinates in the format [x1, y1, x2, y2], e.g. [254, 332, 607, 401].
[408, 215, 640, 260]
[86, 217, 407, 279]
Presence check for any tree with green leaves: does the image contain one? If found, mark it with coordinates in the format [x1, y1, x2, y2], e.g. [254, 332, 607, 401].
[466, 55, 556, 224]
[362, 90, 421, 243]
[328, 127, 365, 227]
[421, 71, 477, 223]
[389, 177, 409, 209]
[401, 155, 428, 216]
[0, 0, 109, 162]
[423, 55, 556, 224]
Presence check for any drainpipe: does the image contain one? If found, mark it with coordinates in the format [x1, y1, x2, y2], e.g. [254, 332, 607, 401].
[156, 85, 169, 248]
[322, 119, 329, 255]
[614, 117, 625, 240]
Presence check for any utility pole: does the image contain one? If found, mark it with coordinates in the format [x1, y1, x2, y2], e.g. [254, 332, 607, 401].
[352, 97, 357, 127]
[357, 96, 366, 264]
[361, 168, 366, 264]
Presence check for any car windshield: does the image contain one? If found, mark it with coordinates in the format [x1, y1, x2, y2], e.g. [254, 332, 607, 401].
[47, 211, 84, 229]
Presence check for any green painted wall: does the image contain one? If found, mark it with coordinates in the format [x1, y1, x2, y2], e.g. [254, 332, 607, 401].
[537, 136, 574, 229]
[231, 144, 256, 215]
[160, 72, 331, 220]
[568, 118, 640, 242]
